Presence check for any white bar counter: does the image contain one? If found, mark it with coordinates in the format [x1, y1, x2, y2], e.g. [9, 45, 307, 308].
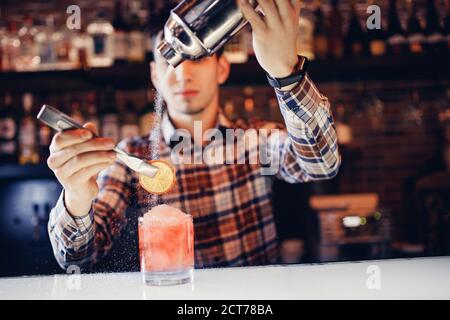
[0, 256, 449, 300]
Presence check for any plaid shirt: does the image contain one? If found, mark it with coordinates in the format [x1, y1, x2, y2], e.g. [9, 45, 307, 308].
[48, 75, 341, 270]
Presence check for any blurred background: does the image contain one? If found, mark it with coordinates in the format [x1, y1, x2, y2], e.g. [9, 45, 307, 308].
[0, 0, 449, 277]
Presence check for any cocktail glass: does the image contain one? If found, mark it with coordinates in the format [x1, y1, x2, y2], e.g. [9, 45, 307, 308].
[138, 204, 194, 285]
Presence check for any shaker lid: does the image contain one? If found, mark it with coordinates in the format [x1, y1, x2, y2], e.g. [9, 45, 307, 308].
[157, 40, 184, 68]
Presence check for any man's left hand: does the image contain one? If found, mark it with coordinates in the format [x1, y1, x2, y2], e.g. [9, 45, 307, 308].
[238, 0, 302, 79]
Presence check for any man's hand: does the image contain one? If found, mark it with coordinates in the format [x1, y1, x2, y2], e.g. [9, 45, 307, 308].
[47, 123, 116, 217]
[238, 0, 302, 81]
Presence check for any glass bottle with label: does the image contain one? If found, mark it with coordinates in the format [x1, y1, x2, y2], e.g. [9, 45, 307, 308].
[345, 0, 368, 57]
[2, 21, 20, 71]
[16, 15, 39, 71]
[35, 16, 56, 70]
[445, 0, 450, 52]
[243, 86, 255, 118]
[87, 12, 114, 67]
[424, 0, 446, 54]
[224, 99, 237, 121]
[128, 1, 145, 63]
[70, 24, 91, 70]
[85, 92, 100, 131]
[406, 0, 425, 55]
[139, 88, 155, 136]
[367, 0, 387, 57]
[52, 17, 75, 70]
[0, 92, 19, 163]
[120, 100, 140, 139]
[313, 0, 329, 60]
[19, 93, 39, 165]
[68, 98, 85, 124]
[387, 0, 406, 56]
[100, 88, 120, 143]
[113, 0, 129, 64]
[328, 0, 344, 59]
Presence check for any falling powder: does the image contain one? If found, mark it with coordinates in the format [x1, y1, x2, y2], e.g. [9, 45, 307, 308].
[146, 91, 166, 210]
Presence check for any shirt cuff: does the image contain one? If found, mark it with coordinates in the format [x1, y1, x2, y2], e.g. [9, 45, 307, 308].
[50, 190, 94, 236]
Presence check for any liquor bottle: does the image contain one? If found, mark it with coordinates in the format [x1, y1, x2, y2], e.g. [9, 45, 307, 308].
[313, 0, 329, 60]
[35, 16, 56, 70]
[387, 0, 406, 56]
[334, 101, 353, 146]
[345, 0, 368, 57]
[100, 88, 120, 143]
[139, 89, 155, 136]
[445, 0, 450, 52]
[85, 92, 100, 130]
[127, 1, 145, 63]
[2, 21, 20, 71]
[18, 93, 39, 165]
[68, 98, 85, 124]
[113, 0, 129, 64]
[52, 17, 74, 70]
[406, 0, 425, 55]
[424, 0, 446, 54]
[367, 0, 387, 56]
[0, 92, 19, 163]
[70, 24, 91, 70]
[297, 15, 315, 60]
[120, 100, 140, 139]
[145, 0, 160, 61]
[224, 99, 238, 121]
[328, 0, 344, 59]
[16, 15, 39, 71]
[87, 11, 114, 67]
[243, 86, 255, 117]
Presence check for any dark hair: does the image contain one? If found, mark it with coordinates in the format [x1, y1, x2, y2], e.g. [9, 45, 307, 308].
[152, 31, 224, 62]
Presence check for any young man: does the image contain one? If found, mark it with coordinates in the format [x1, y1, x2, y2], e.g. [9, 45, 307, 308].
[47, 1, 340, 270]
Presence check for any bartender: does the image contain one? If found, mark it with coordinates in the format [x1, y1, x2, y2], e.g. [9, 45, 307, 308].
[46, 0, 341, 269]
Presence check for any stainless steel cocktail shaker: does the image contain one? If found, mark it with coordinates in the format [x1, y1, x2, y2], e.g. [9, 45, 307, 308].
[157, 0, 258, 67]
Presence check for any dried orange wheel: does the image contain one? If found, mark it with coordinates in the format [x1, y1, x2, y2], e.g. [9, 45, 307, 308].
[139, 160, 176, 195]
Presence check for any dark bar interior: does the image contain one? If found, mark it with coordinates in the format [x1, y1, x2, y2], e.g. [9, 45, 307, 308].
[0, 0, 449, 282]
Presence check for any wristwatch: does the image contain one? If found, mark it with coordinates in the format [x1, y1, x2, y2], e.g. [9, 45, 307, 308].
[266, 56, 309, 89]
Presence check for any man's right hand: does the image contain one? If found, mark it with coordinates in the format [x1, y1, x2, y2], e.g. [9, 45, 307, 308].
[47, 123, 117, 217]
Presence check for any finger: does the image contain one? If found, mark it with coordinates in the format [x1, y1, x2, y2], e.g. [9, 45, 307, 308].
[294, 0, 302, 16]
[60, 151, 117, 179]
[70, 161, 114, 184]
[83, 122, 98, 136]
[238, 0, 267, 32]
[274, 0, 296, 20]
[50, 129, 93, 153]
[256, 0, 280, 26]
[48, 137, 115, 169]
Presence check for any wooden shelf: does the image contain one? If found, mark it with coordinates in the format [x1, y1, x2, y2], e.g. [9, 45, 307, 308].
[0, 54, 448, 93]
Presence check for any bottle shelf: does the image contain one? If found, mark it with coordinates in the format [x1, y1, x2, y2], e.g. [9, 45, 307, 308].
[0, 54, 448, 93]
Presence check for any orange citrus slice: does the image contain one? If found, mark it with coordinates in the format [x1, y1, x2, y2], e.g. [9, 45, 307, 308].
[139, 160, 176, 195]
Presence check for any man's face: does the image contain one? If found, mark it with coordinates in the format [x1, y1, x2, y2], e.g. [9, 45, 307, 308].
[151, 52, 230, 117]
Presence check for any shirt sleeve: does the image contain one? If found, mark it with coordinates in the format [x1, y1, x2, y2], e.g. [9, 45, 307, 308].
[48, 140, 133, 270]
[271, 74, 341, 183]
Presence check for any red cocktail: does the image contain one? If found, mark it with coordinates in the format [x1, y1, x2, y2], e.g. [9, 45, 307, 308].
[138, 204, 194, 285]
